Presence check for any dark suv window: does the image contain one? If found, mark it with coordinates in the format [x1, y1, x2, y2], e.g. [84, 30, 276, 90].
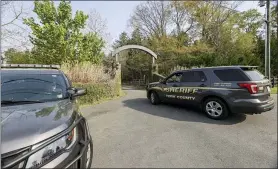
[1, 73, 68, 103]
[166, 73, 183, 83]
[214, 69, 249, 81]
[181, 71, 207, 82]
[244, 70, 265, 81]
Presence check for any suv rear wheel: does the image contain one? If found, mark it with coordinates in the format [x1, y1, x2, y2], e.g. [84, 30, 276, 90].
[203, 98, 229, 120]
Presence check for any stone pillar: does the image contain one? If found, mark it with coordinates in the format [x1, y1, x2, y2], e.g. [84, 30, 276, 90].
[150, 63, 158, 82]
[115, 62, 122, 96]
[153, 63, 158, 73]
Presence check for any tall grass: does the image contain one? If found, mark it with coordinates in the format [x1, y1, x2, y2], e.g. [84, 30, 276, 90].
[61, 62, 112, 83]
[61, 61, 122, 105]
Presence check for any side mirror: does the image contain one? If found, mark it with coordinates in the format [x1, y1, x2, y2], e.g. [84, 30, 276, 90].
[67, 87, 87, 97]
[159, 78, 165, 84]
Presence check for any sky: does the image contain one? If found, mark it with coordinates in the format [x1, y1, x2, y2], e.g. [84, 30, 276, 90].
[1, 1, 268, 54]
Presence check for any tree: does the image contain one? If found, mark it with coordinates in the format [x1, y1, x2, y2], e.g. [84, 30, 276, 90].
[130, 1, 171, 38]
[170, 1, 194, 36]
[112, 29, 153, 82]
[86, 8, 110, 42]
[112, 32, 130, 49]
[4, 48, 34, 64]
[184, 1, 242, 44]
[113, 1, 274, 80]
[179, 1, 264, 66]
[236, 9, 263, 35]
[126, 28, 151, 76]
[24, 0, 105, 64]
[271, 5, 278, 38]
[77, 33, 105, 63]
[1, 1, 31, 51]
[1, 1, 23, 27]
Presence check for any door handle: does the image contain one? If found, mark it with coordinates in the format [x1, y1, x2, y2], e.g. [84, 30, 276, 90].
[199, 84, 206, 87]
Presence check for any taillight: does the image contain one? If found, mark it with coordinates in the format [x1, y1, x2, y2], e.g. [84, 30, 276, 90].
[238, 83, 258, 94]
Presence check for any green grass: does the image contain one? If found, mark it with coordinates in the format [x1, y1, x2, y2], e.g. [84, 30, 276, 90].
[271, 86, 277, 94]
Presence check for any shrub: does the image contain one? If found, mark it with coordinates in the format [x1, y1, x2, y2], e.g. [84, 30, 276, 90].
[62, 61, 122, 105]
[73, 83, 121, 105]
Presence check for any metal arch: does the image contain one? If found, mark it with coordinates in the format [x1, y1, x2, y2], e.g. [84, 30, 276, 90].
[112, 45, 157, 63]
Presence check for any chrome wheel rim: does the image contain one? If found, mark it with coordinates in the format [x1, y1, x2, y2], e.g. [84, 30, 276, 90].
[86, 143, 91, 168]
[206, 101, 223, 117]
[150, 93, 155, 103]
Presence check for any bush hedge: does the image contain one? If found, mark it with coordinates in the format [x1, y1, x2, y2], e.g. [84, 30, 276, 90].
[73, 82, 122, 105]
[62, 62, 122, 106]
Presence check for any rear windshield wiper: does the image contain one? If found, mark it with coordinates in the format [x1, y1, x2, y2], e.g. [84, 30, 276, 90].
[1, 100, 44, 105]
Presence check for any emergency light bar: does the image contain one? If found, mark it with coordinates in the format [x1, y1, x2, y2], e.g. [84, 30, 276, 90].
[1, 64, 60, 69]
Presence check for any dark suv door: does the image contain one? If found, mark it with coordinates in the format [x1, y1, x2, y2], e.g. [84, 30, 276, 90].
[178, 70, 209, 105]
[162, 72, 183, 103]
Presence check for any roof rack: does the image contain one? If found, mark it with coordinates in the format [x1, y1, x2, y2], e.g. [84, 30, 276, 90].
[211, 65, 258, 68]
[1, 64, 60, 69]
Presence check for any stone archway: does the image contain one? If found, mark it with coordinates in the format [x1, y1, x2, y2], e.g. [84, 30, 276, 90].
[112, 45, 158, 64]
[111, 45, 159, 84]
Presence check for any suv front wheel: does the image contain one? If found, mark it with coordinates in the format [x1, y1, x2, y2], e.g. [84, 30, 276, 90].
[203, 98, 229, 120]
[149, 91, 160, 105]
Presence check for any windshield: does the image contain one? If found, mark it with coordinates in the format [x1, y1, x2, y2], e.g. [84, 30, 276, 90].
[1, 73, 68, 103]
[244, 70, 265, 81]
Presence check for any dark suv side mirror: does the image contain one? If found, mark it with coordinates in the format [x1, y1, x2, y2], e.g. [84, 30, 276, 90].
[67, 87, 87, 97]
[159, 78, 165, 84]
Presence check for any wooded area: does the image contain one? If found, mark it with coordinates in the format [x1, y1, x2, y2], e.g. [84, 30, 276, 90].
[3, 0, 105, 65]
[3, 1, 278, 83]
[112, 1, 278, 82]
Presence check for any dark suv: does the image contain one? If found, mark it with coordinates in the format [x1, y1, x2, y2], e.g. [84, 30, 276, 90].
[146, 66, 275, 119]
[1, 64, 93, 168]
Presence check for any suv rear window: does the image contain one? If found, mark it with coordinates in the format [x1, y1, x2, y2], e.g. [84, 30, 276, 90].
[243, 70, 265, 81]
[213, 69, 249, 81]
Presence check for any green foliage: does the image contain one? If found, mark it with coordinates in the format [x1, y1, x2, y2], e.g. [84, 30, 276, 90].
[5, 0, 278, 83]
[112, 1, 277, 80]
[77, 33, 105, 63]
[73, 83, 121, 105]
[4, 48, 35, 64]
[112, 28, 153, 82]
[23, 0, 104, 64]
[61, 62, 122, 106]
[113, 32, 129, 49]
[256, 33, 278, 76]
[236, 9, 263, 35]
[271, 86, 277, 94]
[270, 35, 278, 75]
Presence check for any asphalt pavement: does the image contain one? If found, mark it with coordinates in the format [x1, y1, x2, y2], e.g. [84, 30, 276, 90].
[82, 87, 277, 168]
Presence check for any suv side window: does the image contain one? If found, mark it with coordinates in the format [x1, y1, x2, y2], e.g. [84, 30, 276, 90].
[181, 71, 207, 82]
[213, 69, 248, 81]
[166, 73, 183, 83]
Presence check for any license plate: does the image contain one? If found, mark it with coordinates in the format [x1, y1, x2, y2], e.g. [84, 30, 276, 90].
[267, 86, 271, 92]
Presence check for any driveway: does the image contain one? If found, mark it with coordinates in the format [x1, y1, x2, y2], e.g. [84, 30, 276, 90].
[82, 87, 277, 168]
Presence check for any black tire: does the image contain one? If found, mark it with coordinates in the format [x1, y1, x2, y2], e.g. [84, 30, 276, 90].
[86, 138, 93, 168]
[203, 97, 229, 120]
[149, 91, 160, 105]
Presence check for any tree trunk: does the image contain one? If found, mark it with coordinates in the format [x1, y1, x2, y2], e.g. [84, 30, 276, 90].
[276, 0, 278, 39]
